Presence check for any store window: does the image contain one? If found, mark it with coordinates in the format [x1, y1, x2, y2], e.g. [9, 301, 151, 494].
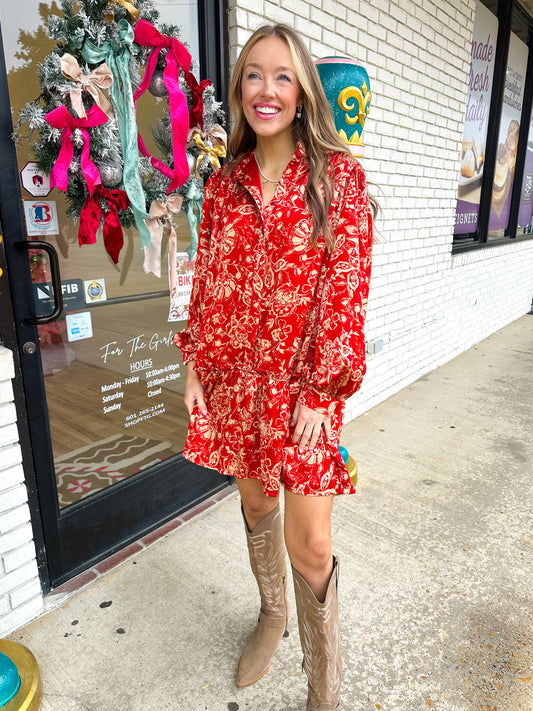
[453, 0, 533, 251]
[2, 1, 223, 509]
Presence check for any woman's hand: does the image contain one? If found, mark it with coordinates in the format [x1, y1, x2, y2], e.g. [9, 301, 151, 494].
[291, 401, 331, 452]
[184, 361, 207, 416]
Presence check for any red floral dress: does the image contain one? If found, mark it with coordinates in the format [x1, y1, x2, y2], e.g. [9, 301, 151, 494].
[174, 143, 373, 497]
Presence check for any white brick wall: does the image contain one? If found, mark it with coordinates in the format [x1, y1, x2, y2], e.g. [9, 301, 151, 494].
[0, 347, 44, 636]
[228, 0, 533, 423]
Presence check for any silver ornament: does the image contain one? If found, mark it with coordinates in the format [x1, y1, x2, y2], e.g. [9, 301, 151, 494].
[99, 164, 123, 187]
[149, 70, 167, 97]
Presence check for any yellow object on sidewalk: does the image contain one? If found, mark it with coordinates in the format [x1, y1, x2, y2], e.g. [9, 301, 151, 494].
[347, 456, 358, 486]
[0, 640, 41, 711]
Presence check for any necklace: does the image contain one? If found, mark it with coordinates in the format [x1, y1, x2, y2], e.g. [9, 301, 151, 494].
[254, 152, 282, 188]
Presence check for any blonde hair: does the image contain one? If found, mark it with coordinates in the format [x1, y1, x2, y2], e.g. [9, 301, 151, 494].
[228, 23, 369, 252]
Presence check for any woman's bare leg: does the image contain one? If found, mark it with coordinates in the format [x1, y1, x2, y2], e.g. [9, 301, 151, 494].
[236, 478, 279, 531]
[283, 489, 334, 602]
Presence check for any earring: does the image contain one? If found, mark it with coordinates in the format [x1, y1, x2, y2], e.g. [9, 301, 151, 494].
[296, 105, 302, 119]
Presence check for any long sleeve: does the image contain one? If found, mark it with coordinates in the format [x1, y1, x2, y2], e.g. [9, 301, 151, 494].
[298, 161, 373, 414]
[173, 170, 222, 363]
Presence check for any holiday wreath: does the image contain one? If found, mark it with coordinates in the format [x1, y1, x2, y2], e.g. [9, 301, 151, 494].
[14, 0, 226, 275]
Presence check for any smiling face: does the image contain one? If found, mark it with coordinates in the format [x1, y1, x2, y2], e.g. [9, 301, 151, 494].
[240, 36, 302, 143]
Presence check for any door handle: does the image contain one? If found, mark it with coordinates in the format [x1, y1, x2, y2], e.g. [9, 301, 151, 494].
[16, 240, 64, 324]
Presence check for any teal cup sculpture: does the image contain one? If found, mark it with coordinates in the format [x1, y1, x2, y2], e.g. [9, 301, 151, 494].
[0, 650, 20, 706]
[315, 57, 372, 157]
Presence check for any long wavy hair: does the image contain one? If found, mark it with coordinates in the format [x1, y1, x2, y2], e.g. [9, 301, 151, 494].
[227, 23, 377, 251]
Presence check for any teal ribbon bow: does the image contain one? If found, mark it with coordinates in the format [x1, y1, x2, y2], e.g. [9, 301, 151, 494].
[185, 181, 203, 260]
[82, 20, 151, 249]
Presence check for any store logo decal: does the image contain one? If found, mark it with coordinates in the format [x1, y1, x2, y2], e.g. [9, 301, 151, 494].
[24, 200, 59, 236]
[30, 202, 53, 227]
[36, 284, 53, 300]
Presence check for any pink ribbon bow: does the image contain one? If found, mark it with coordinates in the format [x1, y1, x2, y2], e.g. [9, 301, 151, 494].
[45, 104, 107, 195]
[133, 19, 210, 191]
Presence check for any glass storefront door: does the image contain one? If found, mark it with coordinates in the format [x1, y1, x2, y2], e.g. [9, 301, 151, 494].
[29, 244, 190, 511]
[0, 1, 229, 588]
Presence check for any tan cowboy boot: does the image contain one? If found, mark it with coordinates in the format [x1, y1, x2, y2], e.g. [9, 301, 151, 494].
[293, 557, 342, 711]
[236, 504, 290, 687]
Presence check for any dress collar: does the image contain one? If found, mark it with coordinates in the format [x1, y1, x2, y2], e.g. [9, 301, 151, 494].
[233, 142, 309, 204]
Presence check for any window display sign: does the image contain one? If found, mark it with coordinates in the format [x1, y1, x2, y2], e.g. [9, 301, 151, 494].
[84, 278, 107, 303]
[98, 326, 180, 428]
[66, 312, 93, 342]
[20, 162, 52, 197]
[24, 200, 59, 236]
[454, 1, 498, 235]
[517, 107, 533, 231]
[168, 252, 195, 321]
[33, 278, 85, 311]
[94, 330, 181, 450]
[489, 32, 529, 233]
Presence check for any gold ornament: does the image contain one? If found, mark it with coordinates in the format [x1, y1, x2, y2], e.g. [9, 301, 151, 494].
[106, 0, 140, 22]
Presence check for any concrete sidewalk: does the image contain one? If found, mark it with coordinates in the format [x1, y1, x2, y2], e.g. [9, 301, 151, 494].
[8, 315, 533, 711]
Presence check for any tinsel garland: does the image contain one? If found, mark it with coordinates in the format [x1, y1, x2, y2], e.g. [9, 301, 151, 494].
[14, 0, 225, 267]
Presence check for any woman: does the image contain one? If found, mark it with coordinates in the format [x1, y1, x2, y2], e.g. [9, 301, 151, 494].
[174, 23, 374, 711]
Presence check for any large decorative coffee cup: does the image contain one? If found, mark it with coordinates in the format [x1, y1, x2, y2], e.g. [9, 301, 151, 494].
[316, 57, 372, 157]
